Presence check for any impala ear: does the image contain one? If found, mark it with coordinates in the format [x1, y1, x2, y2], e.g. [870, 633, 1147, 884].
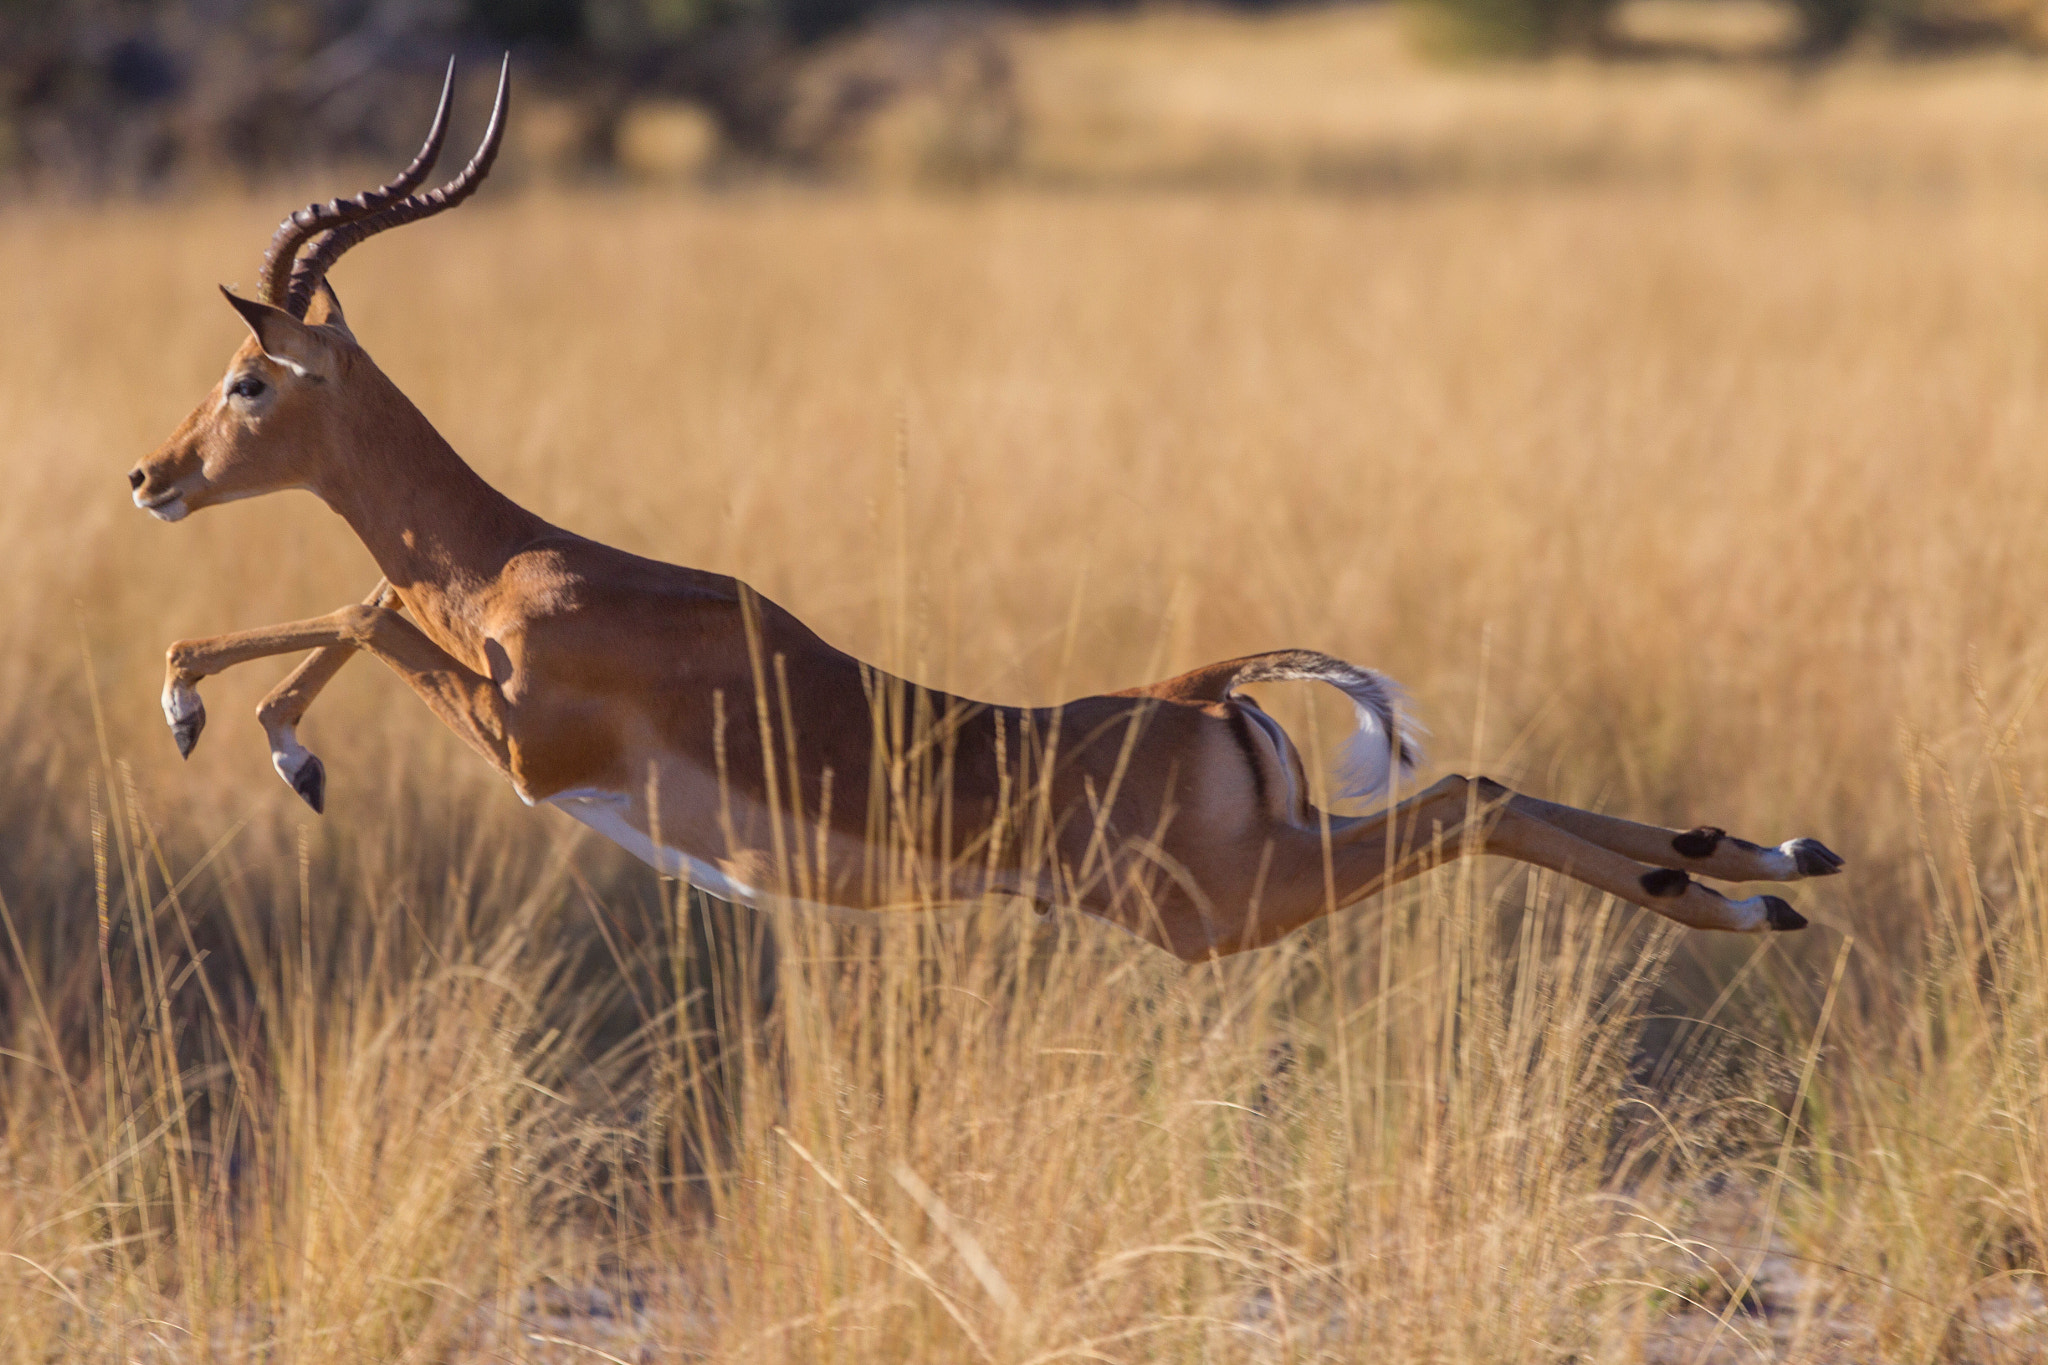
[220, 287, 333, 377]
[302, 279, 355, 344]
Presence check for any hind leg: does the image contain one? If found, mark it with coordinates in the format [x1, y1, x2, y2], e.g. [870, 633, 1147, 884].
[1469, 779, 1844, 884]
[1370, 779, 1814, 930]
[1162, 776, 1814, 961]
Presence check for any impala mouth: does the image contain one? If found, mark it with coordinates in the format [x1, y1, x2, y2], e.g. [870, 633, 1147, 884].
[134, 487, 191, 522]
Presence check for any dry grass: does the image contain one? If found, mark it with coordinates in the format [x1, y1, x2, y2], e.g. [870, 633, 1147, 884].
[6, 6, 2048, 1360]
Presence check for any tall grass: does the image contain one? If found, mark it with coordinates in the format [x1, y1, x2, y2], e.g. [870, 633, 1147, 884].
[7, 10, 2048, 1358]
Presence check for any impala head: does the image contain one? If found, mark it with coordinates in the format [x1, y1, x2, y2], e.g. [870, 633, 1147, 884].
[130, 57, 508, 523]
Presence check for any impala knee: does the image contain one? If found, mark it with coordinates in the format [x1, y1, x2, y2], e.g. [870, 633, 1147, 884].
[333, 602, 388, 644]
[255, 693, 296, 732]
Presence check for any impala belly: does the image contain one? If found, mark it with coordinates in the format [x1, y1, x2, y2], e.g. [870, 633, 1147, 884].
[545, 786, 767, 902]
[544, 783, 916, 922]
[542, 769, 1044, 922]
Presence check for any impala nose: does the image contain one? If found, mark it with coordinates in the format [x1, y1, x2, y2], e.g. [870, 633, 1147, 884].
[128, 467, 146, 490]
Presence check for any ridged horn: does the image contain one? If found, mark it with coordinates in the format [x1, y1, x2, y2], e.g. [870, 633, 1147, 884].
[282, 55, 510, 319]
[257, 57, 458, 314]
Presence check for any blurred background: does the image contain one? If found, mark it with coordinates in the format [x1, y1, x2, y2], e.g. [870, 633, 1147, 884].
[6, 0, 2048, 190]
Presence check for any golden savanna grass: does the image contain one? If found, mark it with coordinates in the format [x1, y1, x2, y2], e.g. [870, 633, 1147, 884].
[7, 7, 2048, 1360]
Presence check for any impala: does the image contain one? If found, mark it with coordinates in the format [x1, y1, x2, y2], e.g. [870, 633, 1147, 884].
[130, 61, 1842, 961]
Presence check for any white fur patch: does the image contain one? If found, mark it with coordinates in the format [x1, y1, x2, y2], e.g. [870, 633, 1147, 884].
[1227, 652, 1426, 803]
[250, 353, 309, 380]
[162, 678, 201, 727]
[1722, 896, 1776, 932]
[1325, 673, 1422, 802]
[1767, 841, 1806, 879]
[269, 725, 314, 786]
[544, 786, 879, 921]
[135, 488, 189, 522]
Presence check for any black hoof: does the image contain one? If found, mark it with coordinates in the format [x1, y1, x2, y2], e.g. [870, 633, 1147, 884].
[1672, 826, 1725, 859]
[1641, 867, 1691, 898]
[291, 756, 326, 815]
[172, 712, 204, 759]
[1761, 896, 1808, 931]
[1789, 839, 1844, 877]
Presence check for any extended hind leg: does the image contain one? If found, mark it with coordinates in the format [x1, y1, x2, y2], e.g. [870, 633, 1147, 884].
[1362, 779, 1811, 933]
[1177, 776, 1813, 960]
[1470, 778, 1844, 884]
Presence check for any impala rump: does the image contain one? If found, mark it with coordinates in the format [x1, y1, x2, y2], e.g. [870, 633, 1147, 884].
[1215, 650, 1424, 804]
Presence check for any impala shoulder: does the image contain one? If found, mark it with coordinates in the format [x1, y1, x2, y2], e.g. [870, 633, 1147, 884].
[505, 537, 733, 605]
[500, 535, 587, 584]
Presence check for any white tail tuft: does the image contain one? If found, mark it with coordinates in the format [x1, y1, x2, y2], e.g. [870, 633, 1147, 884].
[1224, 650, 1426, 803]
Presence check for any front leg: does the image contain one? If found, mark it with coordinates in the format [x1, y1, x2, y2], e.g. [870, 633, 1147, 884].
[251, 580, 396, 813]
[161, 595, 393, 761]
[163, 601, 518, 792]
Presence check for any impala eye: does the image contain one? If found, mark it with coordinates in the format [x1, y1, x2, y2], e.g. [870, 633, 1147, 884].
[227, 375, 266, 400]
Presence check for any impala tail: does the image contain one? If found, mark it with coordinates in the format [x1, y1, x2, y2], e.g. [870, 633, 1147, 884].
[1218, 650, 1425, 802]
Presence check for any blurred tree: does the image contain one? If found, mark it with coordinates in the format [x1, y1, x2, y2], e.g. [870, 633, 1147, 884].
[0, 0, 1021, 182]
[1408, 0, 1623, 55]
[1780, 0, 2048, 58]
[5, 0, 2045, 185]
[1787, 0, 1869, 52]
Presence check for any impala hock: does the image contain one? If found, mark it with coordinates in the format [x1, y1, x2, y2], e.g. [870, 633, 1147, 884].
[130, 61, 1842, 961]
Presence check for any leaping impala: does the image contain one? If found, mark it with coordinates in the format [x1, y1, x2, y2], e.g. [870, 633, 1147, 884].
[129, 61, 1842, 961]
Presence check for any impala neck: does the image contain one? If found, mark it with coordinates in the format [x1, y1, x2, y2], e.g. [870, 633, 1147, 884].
[316, 361, 548, 612]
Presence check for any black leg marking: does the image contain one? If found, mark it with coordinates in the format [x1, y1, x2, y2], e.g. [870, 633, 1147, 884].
[1641, 867, 1691, 898]
[1762, 896, 1808, 931]
[1671, 826, 1724, 860]
[1788, 839, 1844, 877]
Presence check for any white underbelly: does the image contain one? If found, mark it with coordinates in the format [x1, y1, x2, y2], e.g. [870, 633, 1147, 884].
[543, 786, 887, 922]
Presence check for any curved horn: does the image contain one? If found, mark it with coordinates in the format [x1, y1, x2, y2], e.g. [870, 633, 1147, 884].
[283, 55, 510, 319]
[258, 57, 459, 314]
